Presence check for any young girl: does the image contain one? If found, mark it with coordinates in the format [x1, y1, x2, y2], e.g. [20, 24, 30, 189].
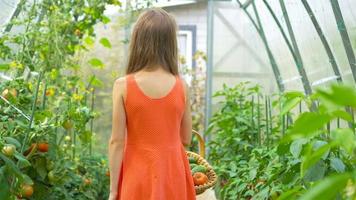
[108, 8, 196, 200]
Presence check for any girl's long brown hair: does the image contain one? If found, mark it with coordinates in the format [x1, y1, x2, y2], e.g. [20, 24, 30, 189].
[126, 8, 178, 75]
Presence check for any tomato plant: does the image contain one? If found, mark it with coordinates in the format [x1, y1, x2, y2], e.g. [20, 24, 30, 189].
[0, 0, 121, 199]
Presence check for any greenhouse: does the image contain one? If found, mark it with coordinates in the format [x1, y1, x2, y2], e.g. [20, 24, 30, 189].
[0, 0, 356, 199]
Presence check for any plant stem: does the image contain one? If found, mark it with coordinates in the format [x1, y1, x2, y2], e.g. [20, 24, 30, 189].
[41, 81, 47, 110]
[251, 96, 255, 145]
[21, 70, 43, 153]
[89, 88, 95, 155]
[265, 96, 269, 148]
[268, 96, 273, 144]
[257, 95, 261, 146]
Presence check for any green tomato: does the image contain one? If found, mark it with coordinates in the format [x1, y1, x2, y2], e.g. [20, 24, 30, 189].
[64, 136, 71, 142]
[271, 191, 279, 200]
[48, 171, 58, 183]
[2, 144, 16, 157]
[62, 120, 73, 130]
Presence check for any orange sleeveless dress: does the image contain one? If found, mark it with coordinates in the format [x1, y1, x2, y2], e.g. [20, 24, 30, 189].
[117, 74, 196, 200]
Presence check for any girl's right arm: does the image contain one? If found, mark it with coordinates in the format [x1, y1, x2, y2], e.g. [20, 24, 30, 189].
[108, 78, 127, 200]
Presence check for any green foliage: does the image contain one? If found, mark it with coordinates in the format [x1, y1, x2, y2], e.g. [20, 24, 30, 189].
[88, 58, 104, 69]
[0, 0, 120, 199]
[298, 173, 351, 200]
[207, 82, 281, 199]
[99, 38, 112, 48]
[279, 84, 356, 200]
[207, 82, 356, 200]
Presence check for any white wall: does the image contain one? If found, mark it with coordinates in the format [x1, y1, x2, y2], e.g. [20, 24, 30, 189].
[165, 1, 208, 53]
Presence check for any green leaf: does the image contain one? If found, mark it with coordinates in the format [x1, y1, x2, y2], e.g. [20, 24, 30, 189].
[331, 110, 353, 122]
[34, 157, 47, 180]
[297, 173, 350, 200]
[14, 152, 31, 169]
[303, 160, 326, 182]
[331, 129, 355, 154]
[22, 174, 34, 185]
[88, 75, 104, 87]
[0, 63, 10, 71]
[4, 137, 21, 149]
[109, 0, 122, 6]
[277, 186, 302, 200]
[99, 37, 112, 48]
[277, 142, 290, 156]
[330, 157, 345, 173]
[0, 167, 11, 200]
[101, 15, 111, 24]
[0, 154, 22, 178]
[249, 168, 257, 180]
[84, 37, 95, 46]
[284, 91, 305, 99]
[301, 142, 333, 177]
[316, 84, 356, 108]
[281, 112, 332, 143]
[253, 186, 270, 200]
[290, 138, 308, 158]
[88, 58, 104, 69]
[78, 130, 92, 144]
[291, 112, 331, 135]
[313, 140, 329, 160]
[281, 96, 302, 115]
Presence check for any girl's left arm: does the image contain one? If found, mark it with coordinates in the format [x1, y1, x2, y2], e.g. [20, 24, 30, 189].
[108, 78, 127, 200]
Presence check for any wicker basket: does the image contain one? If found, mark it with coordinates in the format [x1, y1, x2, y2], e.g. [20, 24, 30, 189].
[186, 130, 218, 195]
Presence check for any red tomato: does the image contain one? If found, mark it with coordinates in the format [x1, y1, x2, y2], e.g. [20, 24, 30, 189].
[38, 143, 49, 152]
[21, 184, 34, 198]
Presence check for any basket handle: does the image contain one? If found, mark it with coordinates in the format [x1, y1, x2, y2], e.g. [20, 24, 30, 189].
[192, 130, 205, 158]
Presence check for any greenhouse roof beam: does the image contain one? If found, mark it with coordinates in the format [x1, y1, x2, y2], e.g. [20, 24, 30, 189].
[252, 1, 285, 92]
[282, 76, 302, 84]
[236, 0, 285, 92]
[279, 0, 313, 96]
[301, 0, 342, 82]
[4, 0, 26, 32]
[241, 0, 253, 9]
[311, 75, 340, 87]
[330, 0, 356, 83]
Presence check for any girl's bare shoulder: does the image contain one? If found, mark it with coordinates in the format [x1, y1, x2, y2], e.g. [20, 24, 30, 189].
[178, 76, 188, 91]
[113, 77, 127, 95]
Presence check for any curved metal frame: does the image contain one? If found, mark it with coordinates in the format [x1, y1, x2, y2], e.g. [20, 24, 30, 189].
[330, 0, 356, 83]
[3, 0, 26, 32]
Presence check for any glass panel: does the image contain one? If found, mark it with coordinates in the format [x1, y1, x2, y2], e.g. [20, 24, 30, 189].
[0, 0, 20, 27]
[211, 0, 356, 101]
[212, 1, 282, 95]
